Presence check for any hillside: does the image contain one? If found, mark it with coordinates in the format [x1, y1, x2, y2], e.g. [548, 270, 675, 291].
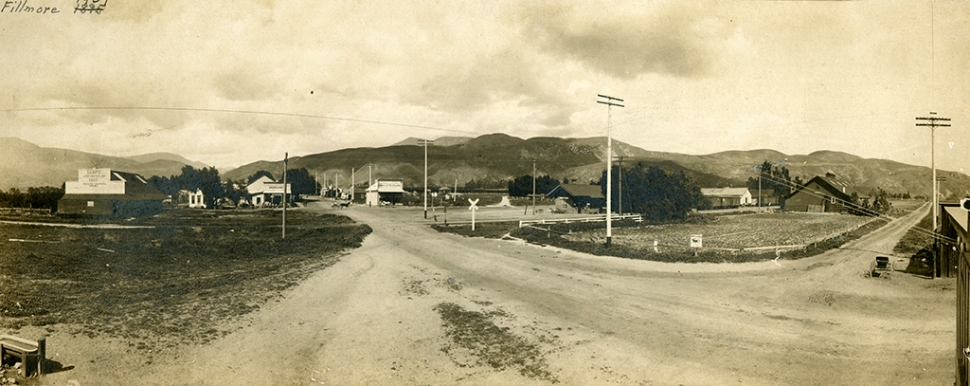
[126, 152, 209, 169]
[0, 137, 204, 190]
[224, 134, 970, 198]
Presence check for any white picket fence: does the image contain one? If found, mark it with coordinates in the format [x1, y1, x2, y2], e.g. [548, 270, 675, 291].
[519, 214, 642, 228]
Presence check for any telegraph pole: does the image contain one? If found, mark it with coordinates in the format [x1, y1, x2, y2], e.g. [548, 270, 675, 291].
[419, 139, 434, 218]
[916, 112, 950, 278]
[597, 94, 624, 248]
[282, 152, 288, 239]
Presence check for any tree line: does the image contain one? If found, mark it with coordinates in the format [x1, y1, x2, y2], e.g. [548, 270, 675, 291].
[147, 166, 319, 208]
[0, 186, 65, 211]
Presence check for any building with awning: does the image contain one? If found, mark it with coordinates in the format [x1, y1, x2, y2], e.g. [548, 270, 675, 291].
[365, 179, 404, 206]
[246, 176, 291, 206]
[58, 168, 167, 216]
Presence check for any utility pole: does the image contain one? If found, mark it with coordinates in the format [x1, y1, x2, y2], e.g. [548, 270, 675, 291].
[617, 156, 624, 216]
[419, 139, 434, 219]
[282, 152, 288, 239]
[597, 94, 624, 248]
[916, 112, 950, 279]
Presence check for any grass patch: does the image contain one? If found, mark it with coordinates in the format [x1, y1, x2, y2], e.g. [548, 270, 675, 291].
[433, 302, 556, 382]
[433, 214, 888, 264]
[431, 221, 519, 239]
[0, 208, 371, 350]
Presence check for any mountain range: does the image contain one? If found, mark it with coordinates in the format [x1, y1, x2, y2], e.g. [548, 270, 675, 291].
[3, 135, 968, 199]
[0, 137, 209, 190]
[223, 133, 970, 199]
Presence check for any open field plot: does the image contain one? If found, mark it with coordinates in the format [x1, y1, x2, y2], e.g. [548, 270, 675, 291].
[436, 211, 885, 263]
[596, 212, 876, 251]
[0, 209, 371, 352]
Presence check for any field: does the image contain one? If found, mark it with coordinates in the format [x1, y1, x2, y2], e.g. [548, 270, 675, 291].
[600, 212, 876, 251]
[0, 209, 371, 358]
[435, 211, 883, 263]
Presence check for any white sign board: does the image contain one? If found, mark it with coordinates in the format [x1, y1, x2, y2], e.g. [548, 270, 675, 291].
[690, 234, 703, 248]
[65, 168, 126, 194]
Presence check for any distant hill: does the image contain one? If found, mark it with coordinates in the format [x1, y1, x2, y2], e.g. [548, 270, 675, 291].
[224, 133, 970, 199]
[393, 136, 473, 147]
[0, 137, 206, 190]
[126, 152, 209, 169]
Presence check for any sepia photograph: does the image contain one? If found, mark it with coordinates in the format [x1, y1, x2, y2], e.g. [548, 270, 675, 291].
[1, 1, 969, 385]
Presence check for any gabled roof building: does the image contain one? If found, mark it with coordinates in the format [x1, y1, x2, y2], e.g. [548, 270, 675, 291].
[701, 187, 752, 208]
[784, 175, 855, 213]
[546, 184, 605, 214]
[58, 168, 167, 216]
[246, 176, 291, 207]
[365, 179, 405, 206]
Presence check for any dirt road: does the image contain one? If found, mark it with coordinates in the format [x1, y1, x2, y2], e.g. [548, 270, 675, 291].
[40, 203, 953, 385]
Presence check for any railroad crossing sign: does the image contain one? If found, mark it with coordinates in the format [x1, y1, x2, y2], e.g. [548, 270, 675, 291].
[469, 199, 479, 231]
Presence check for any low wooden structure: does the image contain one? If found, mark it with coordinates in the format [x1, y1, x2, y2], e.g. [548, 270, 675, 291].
[0, 334, 45, 377]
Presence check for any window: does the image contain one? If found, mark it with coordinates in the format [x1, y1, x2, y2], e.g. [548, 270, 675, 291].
[87, 201, 95, 207]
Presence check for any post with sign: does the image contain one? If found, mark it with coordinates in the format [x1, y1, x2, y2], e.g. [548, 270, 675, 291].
[690, 234, 702, 251]
[468, 198, 479, 231]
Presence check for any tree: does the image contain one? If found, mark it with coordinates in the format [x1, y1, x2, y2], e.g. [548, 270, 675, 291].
[601, 163, 707, 221]
[27, 186, 65, 210]
[746, 161, 793, 205]
[507, 174, 559, 197]
[285, 168, 317, 197]
[870, 188, 892, 215]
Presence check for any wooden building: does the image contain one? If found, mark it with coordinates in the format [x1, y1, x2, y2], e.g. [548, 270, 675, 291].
[365, 179, 405, 206]
[943, 202, 970, 384]
[784, 175, 854, 213]
[58, 168, 167, 217]
[546, 184, 605, 214]
[701, 188, 752, 208]
[246, 175, 291, 207]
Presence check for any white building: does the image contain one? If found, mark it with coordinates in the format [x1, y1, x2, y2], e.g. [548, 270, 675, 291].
[365, 179, 405, 206]
[246, 176, 291, 206]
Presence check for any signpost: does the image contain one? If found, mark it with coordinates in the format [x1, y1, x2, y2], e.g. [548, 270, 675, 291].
[468, 198, 479, 231]
[690, 234, 703, 248]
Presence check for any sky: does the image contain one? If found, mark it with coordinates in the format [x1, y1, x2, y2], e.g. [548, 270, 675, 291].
[1, 0, 968, 173]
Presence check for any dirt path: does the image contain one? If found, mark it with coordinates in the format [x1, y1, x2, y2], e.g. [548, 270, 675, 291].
[38, 203, 953, 385]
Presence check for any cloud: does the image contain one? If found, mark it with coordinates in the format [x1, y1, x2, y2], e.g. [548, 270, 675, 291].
[516, 2, 737, 79]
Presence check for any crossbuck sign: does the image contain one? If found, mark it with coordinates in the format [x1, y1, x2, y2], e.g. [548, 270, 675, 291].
[468, 199, 479, 231]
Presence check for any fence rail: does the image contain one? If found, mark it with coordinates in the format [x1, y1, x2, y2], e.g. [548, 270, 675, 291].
[519, 214, 642, 228]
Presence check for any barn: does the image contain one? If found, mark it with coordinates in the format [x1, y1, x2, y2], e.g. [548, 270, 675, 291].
[784, 175, 854, 213]
[58, 168, 167, 217]
[546, 184, 605, 214]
